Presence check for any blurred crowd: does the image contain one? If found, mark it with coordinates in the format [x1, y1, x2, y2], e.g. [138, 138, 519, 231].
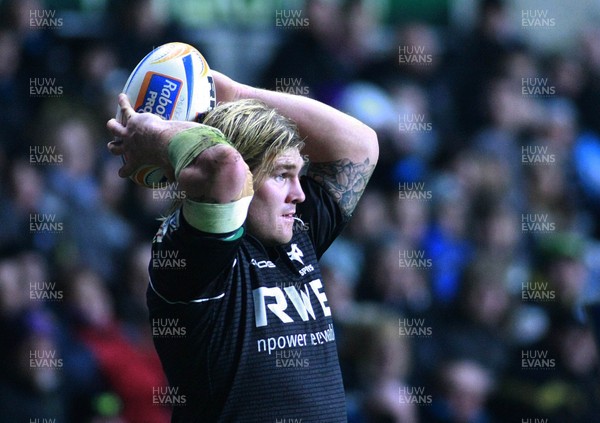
[1, 0, 600, 422]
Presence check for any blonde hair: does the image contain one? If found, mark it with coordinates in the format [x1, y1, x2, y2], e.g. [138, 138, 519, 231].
[202, 99, 304, 188]
[161, 99, 303, 219]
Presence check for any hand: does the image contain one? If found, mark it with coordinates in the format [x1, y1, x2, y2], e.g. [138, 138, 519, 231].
[211, 70, 246, 104]
[106, 93, 172, 178]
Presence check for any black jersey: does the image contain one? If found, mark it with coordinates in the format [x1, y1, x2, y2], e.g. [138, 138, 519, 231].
[147, 176, 348, 422]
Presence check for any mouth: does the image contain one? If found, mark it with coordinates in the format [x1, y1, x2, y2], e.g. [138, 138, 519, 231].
[281, 212, 295, 221]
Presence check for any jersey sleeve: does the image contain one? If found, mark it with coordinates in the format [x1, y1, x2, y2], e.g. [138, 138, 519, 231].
[148, 210, 242, 303]
[297, 176, 349, 259]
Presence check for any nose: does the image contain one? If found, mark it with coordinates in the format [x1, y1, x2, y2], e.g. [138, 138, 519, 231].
[287, 176, 305, 204]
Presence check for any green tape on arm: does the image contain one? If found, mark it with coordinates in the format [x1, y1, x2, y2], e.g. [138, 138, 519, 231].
[182, 196, 253, 234]
[168, 125, 231, 179]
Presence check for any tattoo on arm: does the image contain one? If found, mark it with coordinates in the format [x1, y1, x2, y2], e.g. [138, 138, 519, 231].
[307, 158, 375, 217]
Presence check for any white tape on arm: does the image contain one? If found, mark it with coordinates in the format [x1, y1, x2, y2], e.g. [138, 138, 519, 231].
[182, 196, 253, 234]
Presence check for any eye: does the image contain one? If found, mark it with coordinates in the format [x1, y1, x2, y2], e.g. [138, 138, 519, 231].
[274, 173, 288, 182]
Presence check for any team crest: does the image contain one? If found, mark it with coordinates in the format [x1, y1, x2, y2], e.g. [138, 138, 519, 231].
[287, 243, 304, 265]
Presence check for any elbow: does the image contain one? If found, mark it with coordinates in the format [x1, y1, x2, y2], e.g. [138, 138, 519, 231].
[364, 125, 379, 165]
[179, 145, 251, 203]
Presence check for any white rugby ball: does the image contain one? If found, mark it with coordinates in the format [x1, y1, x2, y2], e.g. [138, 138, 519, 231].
[117, 42, 216, 188]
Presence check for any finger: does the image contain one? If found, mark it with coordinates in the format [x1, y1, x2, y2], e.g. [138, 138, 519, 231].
[118, 93, 135, 113]
[107, 139, 124, 155]
[114, 95, 134, 126]
[107, 118, 128, 138]
[118, 92, 132, 108]
[118, 154, 136, 178]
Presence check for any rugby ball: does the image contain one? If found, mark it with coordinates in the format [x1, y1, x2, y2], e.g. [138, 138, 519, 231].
[117, 42, 216, 188]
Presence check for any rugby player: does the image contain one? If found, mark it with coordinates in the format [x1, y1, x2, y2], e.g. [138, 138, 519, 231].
[106, 70, 378, 422]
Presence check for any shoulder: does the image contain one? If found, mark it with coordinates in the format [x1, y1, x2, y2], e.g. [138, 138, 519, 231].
[296, 177, 348, 259]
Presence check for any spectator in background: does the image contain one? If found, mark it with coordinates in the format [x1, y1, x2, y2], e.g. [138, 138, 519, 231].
[114, 241, 157, 351]
[494, 310, 599, 423]
[63, 267, 170, 423]
[260, 0, 354, 103]
[576, 26, 600, 136]
[0, 322, 67, 422]
[450, 0, 523, 137]
[333, 81, 398, 188]
[0, 0, 58, 76]
[357, 235, 431, 316]
[39, 111, 134, 284]
[362, 20, 456, 154]
[4, 160, 67, 255]
[535, 233, 591, 321]
[107, 0, 185, 71]
[571, 30, 600, 236]
[573, 130, 600, 237]
[422, 183, 473, 305]
[470, 198, 522, 265]
[391, 195, 430, 249]
[0, 28, 31, 158]
[422, 359, 496, 423]
[422, 256, 513, 380]
[340, 305, 417, 423]
[75, 42, 121, 113]
[0, 250, 102, 422]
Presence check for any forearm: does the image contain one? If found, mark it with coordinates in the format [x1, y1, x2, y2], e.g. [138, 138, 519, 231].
[230, 82, 378, 217]
[236, 85, 379, 164]
[107, 94, 250, 205]
[176, 138, 251, 204]
[134, 122, 248, 203]
[149, 120, 201, 174]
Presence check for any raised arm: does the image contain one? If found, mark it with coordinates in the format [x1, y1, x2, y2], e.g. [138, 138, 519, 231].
[213, 71, 379, 217]
[107, 94, 252, 220]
